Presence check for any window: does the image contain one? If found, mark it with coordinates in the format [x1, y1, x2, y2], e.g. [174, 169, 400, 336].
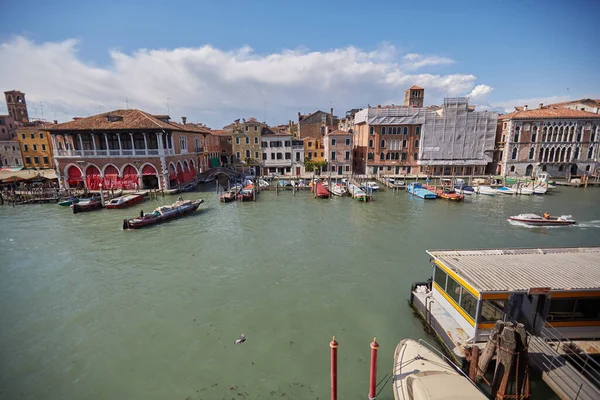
[245, 125, 249, 131]
[460, 290, 477, 321]
[236, 137, 240, 144]
[588, 146, 594, 159]
[369, 139, 374, 148]
[434, 265, 447, 290]
[308, 152, 313, 160]
[345, 165, 350, 172]
[401, 152, 407, 161]
[524, 123, 531, 131]
[414, 139, 419, 148]
[414, 152, 418, 160]
[574, 147, 580, 159]
[271, 153, 275, 160]
[320, 152, 323, 157]
[380, 152, 384, 160]
[285, 141, 291, 147]
[345, 151, 350, 160]
[445, 275, 462, 305]
[403, 127, 408, 135]
[369, 126, 374, 135]
[416, 126, 420, 135]
[510, 165, 515, 172]
[262, 153, 267, 160]
[514, 129, 520, 143]
[15, 158, 20, 165]
[180, 136, 187, 150]
[255, 152, 259, 159]
[331, 151, 336, 160]
[285, 153, 291, 160]
[381, 127, 386, 135]
[528, 147, 535, 160]
[236, 151, 241, 160]
[30, 133, 35, 139]
[39, 132, 44, 139]
[23, 144, 28, 152]
[254, 137, 259, 144]
[296, 152, 300, 161]
[277, 153, 282, 160]
[21, 133, 26, 139]
[308, 141, 313, 148]
[367, 152, 374, 160]
[245, 149, 250, 158]
[345, 138, 351, 146]
[245, 137, 249, 144]
[25, 156, 31, 164]
[43, 156, 49, 164]
[254, 125, 258, 131]
[402, 140, 407, 148]
[385, 153, 390, 160]
[511, 147, 518, 160]
[33, 156, 39, 165]
[380, 139, 385, 148]
[331, 138, 336, 146]
[479, 300, 506, 323]
[33, 144, 38, 151]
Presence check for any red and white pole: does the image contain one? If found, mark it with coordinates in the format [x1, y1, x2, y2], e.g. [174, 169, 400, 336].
[369, 337, 379, 400]
[330, 336, 338, 400]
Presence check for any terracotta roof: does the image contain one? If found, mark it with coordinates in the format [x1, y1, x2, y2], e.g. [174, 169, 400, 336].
[546, 98, 600, 108]
[326, 129, 351, 136]
[210, 130, 232, 137]
[46, 109, 202, 132]
[408, 85, 424, 90]
[498, 106, 600, 120]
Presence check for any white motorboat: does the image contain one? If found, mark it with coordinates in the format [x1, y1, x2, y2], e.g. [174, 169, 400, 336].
[392, 339, 486, 400]
[475, 185, 497, 195]
[387, 178, 406, 188]
[258, 179, 270, 189]
[513, 184, 534, 195]
[497, 186, 517, 195]
[362, 181, 380, 192]
[509, 213, 576, 226]
[532, 185, 548, 195]
[330, 184, 347, 196]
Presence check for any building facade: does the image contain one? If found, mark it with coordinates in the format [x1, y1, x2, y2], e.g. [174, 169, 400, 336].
[4, 90, 29, 124]
[46, 109, 205, 190]
[404, 86, 424, 108]
[0, 140, 22, 168]
[231, 118, 265, 175]
[497, 105, 600, 177]
[547, 99, 600, 114]
[0, 114, 17, 140]
[338, 109, 361, 133]
[324, 130, 353, 176]
[291, 139, 305, 176]
[207, 130, 233, 167]
[16, 122, 55, 169]
[261, 132, 293, 175]
[304, 137, 325, 162]
[298, 109, 338, 140]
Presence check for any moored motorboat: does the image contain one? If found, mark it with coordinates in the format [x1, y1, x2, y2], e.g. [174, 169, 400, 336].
[58, 196, 83, 206]
[513, 184, 534, 195]
[258, 179, 270, 189]
[122, 199, 204, 229]
[237, 184, 255, 201]
[71, 198, 103, 213]
[181, 182, 197, 192]
[220, 190, 237, 202]
[508, 213, 576, 226]
[348, 183, 370, 201]
[392, 339, 486, 400]
[497, 186, 517, 195]
[407, 182, 436, 199]
[314, 183, 330, 198]
[475, 185, 497, 195]
[531, 185, 548, 195]
[361, 181, 380, 192]
[423, 184, 464, 201]
[454, 184, 475, 195]
[106, 194, 145, 209]
[330, 184, 347, 196]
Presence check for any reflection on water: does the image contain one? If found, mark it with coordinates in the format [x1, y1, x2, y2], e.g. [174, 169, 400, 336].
[1, 186, 598, 399]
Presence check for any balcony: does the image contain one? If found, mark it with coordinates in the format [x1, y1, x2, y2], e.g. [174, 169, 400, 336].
[54, 147, 179, 158]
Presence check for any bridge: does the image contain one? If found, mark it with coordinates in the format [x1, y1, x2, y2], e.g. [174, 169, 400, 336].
[200, 167, 243, 179]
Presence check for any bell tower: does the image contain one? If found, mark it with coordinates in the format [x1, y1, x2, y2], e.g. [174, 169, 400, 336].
[4, 90, 29, 123]
[403, 86, 425, 108]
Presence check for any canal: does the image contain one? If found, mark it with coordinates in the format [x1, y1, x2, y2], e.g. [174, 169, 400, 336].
[1, 186, 599, 399]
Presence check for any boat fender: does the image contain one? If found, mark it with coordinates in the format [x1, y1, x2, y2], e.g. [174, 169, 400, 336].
[122, 219, 128, 230]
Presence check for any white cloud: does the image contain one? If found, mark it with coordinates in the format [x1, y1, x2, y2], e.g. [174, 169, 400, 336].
[468, 84, 493, 100]
[401, 53, 455, 70]
[0, 37, 490, 127]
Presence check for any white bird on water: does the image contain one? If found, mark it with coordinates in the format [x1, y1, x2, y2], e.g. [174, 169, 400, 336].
[234, 333, 246, 344]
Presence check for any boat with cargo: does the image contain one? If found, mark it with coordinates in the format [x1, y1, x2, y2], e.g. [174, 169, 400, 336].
[71, 197, 103, 213]
[314, 183, 330, 198]
[122, 199, 203, 229]
[509, 213, 576, 226]
[106, 193, 145, 209]
[407, 182, 436, 199]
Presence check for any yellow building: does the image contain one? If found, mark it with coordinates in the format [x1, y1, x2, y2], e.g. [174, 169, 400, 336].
[303, 138, 325, 162]
[17, 124, 54, 169]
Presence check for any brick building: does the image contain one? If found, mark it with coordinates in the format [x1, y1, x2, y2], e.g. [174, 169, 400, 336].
[206, 130, 233, 167]
[324, 129, 353, 176]
[496, 104, 600, 177]
[231, 117, 267, 175]
[4, 90, 29, 124]
[0, 139, 22, 168]
[404, 86, 424, 108]
[0, 114, 17, 140]
[46, 109, 206, 190]
[298, 109, 338, 140]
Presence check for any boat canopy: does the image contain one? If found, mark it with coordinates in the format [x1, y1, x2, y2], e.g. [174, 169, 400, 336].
[409, 372, 486, 400]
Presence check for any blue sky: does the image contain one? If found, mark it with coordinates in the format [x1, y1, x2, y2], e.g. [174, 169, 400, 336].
[1, 0, 599, 127]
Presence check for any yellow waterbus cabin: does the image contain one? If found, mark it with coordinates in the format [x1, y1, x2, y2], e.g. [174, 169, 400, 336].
[410, 247, 600, 361]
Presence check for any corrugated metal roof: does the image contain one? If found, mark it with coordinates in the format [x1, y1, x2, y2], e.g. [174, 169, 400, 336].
[427, 247, 600, 292]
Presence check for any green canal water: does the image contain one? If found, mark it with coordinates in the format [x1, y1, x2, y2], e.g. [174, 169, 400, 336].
[1, 186, 600, 400]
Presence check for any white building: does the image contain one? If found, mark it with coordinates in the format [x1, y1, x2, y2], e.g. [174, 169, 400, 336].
[261, 132, 293, 176]
[291, 139, 305, 176]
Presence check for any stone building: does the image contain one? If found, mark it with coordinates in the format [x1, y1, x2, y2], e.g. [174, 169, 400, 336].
[298, 109, 338, 140]
[404, 86, 424, 108]
[4, 90, 29, 124]
[497, 104, 600, 177]
[46, 109, 206, 190]
[0, 139, 22, 168]
[207, 130, 233, 167]
[16, 121, 55, 169]
[231, 117, 266, 175]
[547, 99, 600, 114]
[261, 131, 293, 176]
[324, 130, 353, 176]
[0, 114, 17, 140]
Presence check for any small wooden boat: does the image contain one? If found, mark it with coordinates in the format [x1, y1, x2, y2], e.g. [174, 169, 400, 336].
[393, 339, 486, 400]
[407, 183, 436, 199]
[106, 194, 145, 209]
[438, 187, 464, 202]
[314, 183, 330, 198]
[71, 198, 103, 213]
[122, 199, 204, 229]
[220, 190, 237, 202]
[181, 182, 197, 192]
[237, 184, 255, 201]
[58, 197, 82, 206]
[509, 213, 576, 226]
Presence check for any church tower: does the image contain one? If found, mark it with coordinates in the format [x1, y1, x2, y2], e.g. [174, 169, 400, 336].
[403, 86, 425, 108]
[4, 90, 30, 123]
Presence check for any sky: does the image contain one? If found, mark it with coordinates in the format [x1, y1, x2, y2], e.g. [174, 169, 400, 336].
[0, 0, 599, 128]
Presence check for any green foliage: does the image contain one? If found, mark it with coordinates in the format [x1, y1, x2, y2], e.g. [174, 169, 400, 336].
[304, 158, 328, 172]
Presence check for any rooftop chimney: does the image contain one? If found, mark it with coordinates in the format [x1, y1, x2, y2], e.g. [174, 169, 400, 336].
[539, 103, 543, 109]
[182, 116, 187, 125]
[524, 105, 528, 111]
[53, 120, 58, 124]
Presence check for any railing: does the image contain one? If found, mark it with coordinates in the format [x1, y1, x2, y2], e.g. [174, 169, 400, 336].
[121, 150, 133, 156]
[109, 150, 120, 156]
[83, 150, 95, 156]
[96, 150, 107, 156]
[535, 322, 600, 398]
[54, 148, 168, 157]
[147, 149, 159, 155]
[194, 147, 204, 153]
[134, 149, 147, 156]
